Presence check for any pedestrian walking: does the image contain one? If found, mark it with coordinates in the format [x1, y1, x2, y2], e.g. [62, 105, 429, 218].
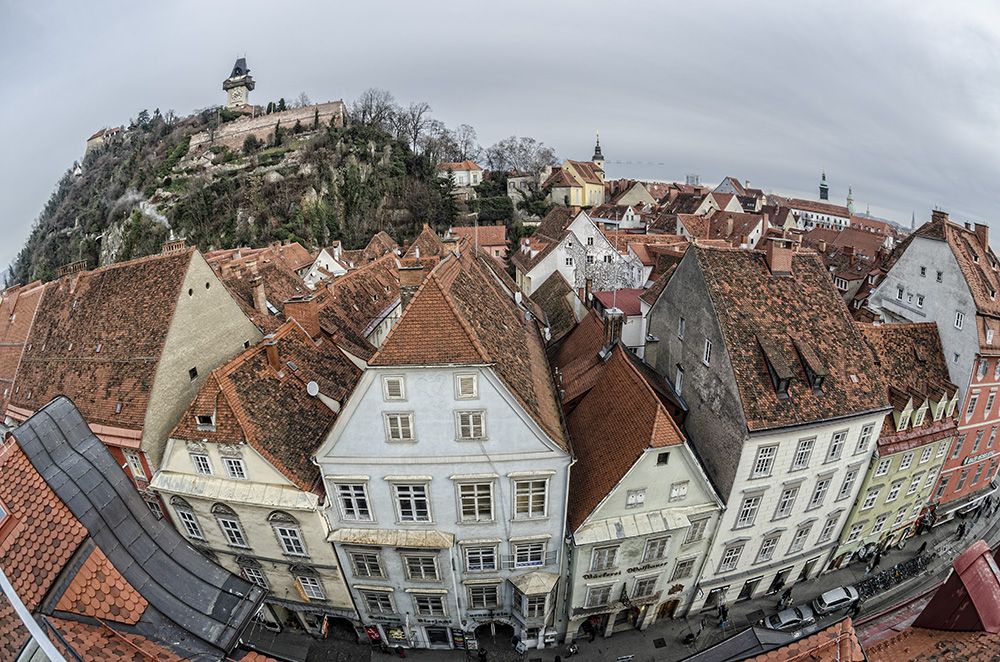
[478, 647, 488, 662]
[917, 540, 928, 556]
[957, 522, 966, 539]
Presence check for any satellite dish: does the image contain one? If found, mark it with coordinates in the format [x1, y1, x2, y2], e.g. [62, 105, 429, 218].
[307, 381, 319, 397]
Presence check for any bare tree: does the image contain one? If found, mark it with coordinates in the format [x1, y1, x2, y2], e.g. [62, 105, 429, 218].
[451, 124, 481, 162]
[418, 119, 453, 164]
[401, 102, 433, 153]
[485, 136, 557, 176]
[349, 88, 399, 133]
[294, 91, 312, 108]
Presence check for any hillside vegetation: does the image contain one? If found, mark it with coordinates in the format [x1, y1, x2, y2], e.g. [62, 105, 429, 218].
[9, 110, 456, 286]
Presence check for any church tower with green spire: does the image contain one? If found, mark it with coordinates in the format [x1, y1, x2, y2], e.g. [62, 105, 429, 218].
[819, 170, 829, 201]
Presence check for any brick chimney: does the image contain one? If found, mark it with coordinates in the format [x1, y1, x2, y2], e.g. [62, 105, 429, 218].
[284, 295, 321, 339]
[765, 238, 794, 276]
[818, 239, 827, 253]
[844, 245, 855, 268]
[585, 279, 593, 308]
[931, 210, 949, 225]
[603, 307, 624, 350]
[975, 223, 989, 250]
[250, 276, 268, 315]
[399, 262, 425, 309]
[160, 239, 187, 254]
[220, 261, 233, 278]
[264, 337, 280, 373]
[726, 217, 734, 237]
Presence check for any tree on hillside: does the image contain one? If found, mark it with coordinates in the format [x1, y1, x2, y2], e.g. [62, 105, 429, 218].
[452, 124, 481, 163]
[295, 92, 311, 108]
[349, 88, 399, 133]
[277, 98, 287, 112]
[401, 102, 433, 154]
[484, 136, 557, 176]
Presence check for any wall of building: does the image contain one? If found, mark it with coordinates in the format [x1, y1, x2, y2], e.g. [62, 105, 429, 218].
[187, 102, 347, 155]
[145, 253, 263, 468]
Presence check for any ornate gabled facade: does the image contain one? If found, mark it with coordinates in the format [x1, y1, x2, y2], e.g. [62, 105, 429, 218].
[646, 240, 890, 611]
[316, 247, 571, 652]
[153, 320, 362, 640]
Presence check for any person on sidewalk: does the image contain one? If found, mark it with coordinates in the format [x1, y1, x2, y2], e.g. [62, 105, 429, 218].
[566, 642, 579, 657]
[478, 648, 488, 662]
[957, 522, 966, 539]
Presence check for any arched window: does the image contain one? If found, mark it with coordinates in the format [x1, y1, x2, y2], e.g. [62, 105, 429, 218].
[170, 496, 205, 541]
[212, 503, 249, 548]
[237, 556, 269, 590]
[269, 511, 307, 557]
[291, 564, 325, 601]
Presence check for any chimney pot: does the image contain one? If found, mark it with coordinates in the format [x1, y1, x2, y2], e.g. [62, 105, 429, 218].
[585, 279, 593, 307]
[264, 337, 280, 373]
[250, 276, 268, 315]
[399, 263, 425, 309]
[283, 295, 321, 339]
[975, 223, 989, 250]
[602, 307, 625, 350]
[765, 238, 794, 276]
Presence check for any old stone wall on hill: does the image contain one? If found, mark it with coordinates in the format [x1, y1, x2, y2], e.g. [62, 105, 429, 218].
[187, 102, 346, 155]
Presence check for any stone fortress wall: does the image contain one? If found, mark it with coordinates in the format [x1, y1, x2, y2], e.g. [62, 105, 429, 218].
[187, 101, 347, 156]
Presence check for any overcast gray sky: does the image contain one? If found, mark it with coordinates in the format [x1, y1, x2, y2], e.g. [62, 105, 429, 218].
[2, 0, 999, 276]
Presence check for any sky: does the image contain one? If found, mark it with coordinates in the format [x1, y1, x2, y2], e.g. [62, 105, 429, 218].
[2, 0, 999, 277]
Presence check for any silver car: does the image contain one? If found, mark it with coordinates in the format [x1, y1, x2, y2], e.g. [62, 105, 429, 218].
[765, 605, 816, 631]
[811, 586, 860, 615]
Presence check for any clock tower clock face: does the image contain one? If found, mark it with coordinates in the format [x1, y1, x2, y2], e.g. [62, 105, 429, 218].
[231, 88, 244, 102]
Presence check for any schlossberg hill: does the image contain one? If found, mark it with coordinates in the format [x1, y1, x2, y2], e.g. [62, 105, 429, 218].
[9, 108, 457, 286]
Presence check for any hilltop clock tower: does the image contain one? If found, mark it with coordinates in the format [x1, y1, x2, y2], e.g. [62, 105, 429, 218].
[223, 58, 255, 109]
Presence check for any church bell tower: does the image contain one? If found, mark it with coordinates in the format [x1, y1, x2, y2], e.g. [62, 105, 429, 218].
[819, 170, 829, 200]
[223, 58, 255, 109]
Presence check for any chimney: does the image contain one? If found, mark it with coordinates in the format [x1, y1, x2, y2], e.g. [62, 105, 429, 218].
[975, 223, 989, 250]
[765, 238, 794, 276]
[247, 259, 259, 274]
[929, 210, 948, 225]
[726, 217, 734, 237]
[745, 180, 751, 189]
[250, 276, 268, 315]
[399, 262, 425, 309]
[220, 261, 232, 278]
[284, 295, 321, 339]
[585, 278, 593, 308]
[264, 337, 280, 373]
[844, 245, 855, 268]
[818, 239, 827, 253]
[965, 221, 972, 231]
[160, 239, 187, 254]
[603, 307, 625, 350]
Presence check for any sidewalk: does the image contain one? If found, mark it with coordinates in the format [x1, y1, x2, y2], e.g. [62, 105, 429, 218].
[311, 509, 1000, 662]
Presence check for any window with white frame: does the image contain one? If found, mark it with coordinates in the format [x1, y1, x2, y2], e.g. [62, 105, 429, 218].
[223, 457, 247, 480]
[736, 495, 762, 528]
[672, 558, 696, 580]
[920, 447, 933, 464]
[817, 515, 839, 543]
[788, 526, 811, 554]
[336, 484, 372, 521]
[382, 376, 406, 400]
[455, 374, 478, 399]
[513, 479, 548, 519]
[892, 507, 908, 527]
[217, 516, 248, 548]
[900, 452, 914, 470]
[966, 395, 978, 421]
[896, 286, 904, 300]
[846, 522, 865, 542]
[685, 518, 709, 543]
[875, 458, 892, 477]
[990, 427, 999, 448]
[241, 565, 269, 589]
[514, 542, 546, 568]
[464, 546, 497, 572]
[718, 544, 744, 572]
[565, 257, 574, 267]
[468, 584, 500, 609]
[774, 487, 798, 519]
[808, 478, 831, 509]
[522, 593, 546, 618]
[952, 435, 966, 459]
[973, 429, 986, 453]
[751, 446, 777, 478]
[403, 555, 439, 580]
[361, 590, 395, 614]
[267, 511, 307, 556]
[870, 513, 889, 536]
[669, 482, 688, 501]
[456, 411, 486, 440]
[413, 594, 446, 616]
[643, 537, 670, 562]
[190, 453, 213, 476]
[124, 451, 145, 480]
[861, 488, 881, 510]
[908, 473, 923, 495]
[675, 365, 684, 394]
[955, 310, 965, 329]
[459, 482, 493, 521]
[886, 480, 904, 503]
[394, 484, 430, 522]
[626, 489, 646, 508]
[171, 497, 205, 540]
[632, 576, 658, 599]
[756, 536, 779, 563]
[913, 407, 926, 426]
[938, 439, 951, 457]
[591, 546, 619, 571]
[703, 339, 712, 366]
[350, 551, 383, 578]
[296, 575, 326, 601]
[837, 469, 858, 500]
[792, 438, 815, 470]
[585, 585, 613, 608]
[835, 277, 849, 290]
[826, 431, 848, 461]
[854, 425, 875, 455]
[385, 413, 415, 441]
[917, 294, 925, 307]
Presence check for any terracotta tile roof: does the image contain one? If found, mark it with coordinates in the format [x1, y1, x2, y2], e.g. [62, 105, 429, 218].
[172, 321, 360, 492]
[935, 215, 1000, 317]
[780, 197, 851, 218]
[717, 177, 746, 196]
[319, 252, 400, 351]
[867, 627, 1000, 662]
[55, 547, 148, 624]
[600, 231, 686, 254]
[565, 160, 603, 185]
[218, 254, 312, 333]
[0, 441, 88, 611]
[707, 211, 765, 243]
[551, 310, 607, 405]
[744, 618, 866, 662]
[640, 270, 671, 307]
[9, 250, 194, 431]
[404, 224, 445, 259]
[542, 168, 580, 189]
[593, 289, 643, 317]
[528, 271, 581, 344]
[536, 206, 581, 242]
[0, 282, 45, 412]
[693, 244, 887, 436]
[645, 245, 686, 283]
[850, 215, 890, 235]
[0, 593, 28, 659]
[804, 226, 887, 261]
[566, 346, 685, 531]
[678, 213, 710, 238]
[373, 249, 566, 446]
[269, 241, 314, 272]
[662, 193, 704, 215]
[437, 160, 482, 171]
[710, 192, 736, 209]
[47, 617, 188, 662]
[448, 225, 507, 247]
[589, 204, 633, 220]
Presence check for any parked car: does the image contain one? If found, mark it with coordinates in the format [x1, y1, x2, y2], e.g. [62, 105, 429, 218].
[765, 605, 816, 631]
[811, 586, 860, 615]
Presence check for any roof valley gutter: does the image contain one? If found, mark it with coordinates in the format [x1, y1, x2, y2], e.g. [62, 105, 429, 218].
[0, 568, 69, 662]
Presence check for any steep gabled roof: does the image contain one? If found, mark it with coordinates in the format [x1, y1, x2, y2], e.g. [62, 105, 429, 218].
[0, 281, 45, 412]
[448, 224, 507, 247]
[694, 246, 886, 433]
[551, 310, 607, 405]
[566, 346, 685, 531]
[319, 252, 400, 348]
[268, 241, 314, 272]
[437, 160, 483, 172]
[217, 253, 311, 333]
[938, 215, 1000, 317]
[9, 250, 195, 429]
[536, 206, 581, 242]
[542, 168, 581, 190]
[373, 248, 566, 446]
[404, 224, 445, 259]
[171, 321, 361, 492]
[565, 160, 603, 185]
[530, 270, 582, 344]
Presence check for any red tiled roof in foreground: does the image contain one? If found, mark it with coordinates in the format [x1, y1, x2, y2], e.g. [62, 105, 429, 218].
[48, 617, 188, 662]
[55, 547, 147, 624]
[745, 618, 865, 662]
[566, 346, 685, 531]
[374, 247, 566, 447]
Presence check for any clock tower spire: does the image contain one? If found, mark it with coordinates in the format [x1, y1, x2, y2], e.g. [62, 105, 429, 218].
[223, 57, 255, 110]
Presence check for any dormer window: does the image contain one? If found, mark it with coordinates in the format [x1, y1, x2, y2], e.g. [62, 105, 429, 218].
[897, 410, 909, 432]
[912, 407, 926, 427]
[790, 334, 828, 394]
[196, 414, 216, 431]
[759, 336, 792, 400]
